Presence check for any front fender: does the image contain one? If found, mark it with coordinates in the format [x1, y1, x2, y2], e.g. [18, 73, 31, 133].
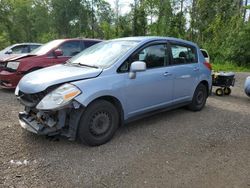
[72, 74, 126, 108]
[75, 90, 123, 107]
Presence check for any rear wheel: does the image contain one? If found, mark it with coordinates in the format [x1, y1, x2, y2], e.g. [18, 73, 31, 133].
[188, 83, 208, 111]
[224, 87, 231, 95]
[77, 100, 119, 146]
[215, 88, 224, 96]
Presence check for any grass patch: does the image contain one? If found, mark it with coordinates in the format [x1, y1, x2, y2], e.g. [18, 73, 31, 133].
[212, 62, 250, 72]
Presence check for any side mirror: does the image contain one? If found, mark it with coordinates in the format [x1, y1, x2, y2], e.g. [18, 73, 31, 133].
[129, 61, 146, 79]
[54, 49, 63, 57]
[6, 49, 13, 54]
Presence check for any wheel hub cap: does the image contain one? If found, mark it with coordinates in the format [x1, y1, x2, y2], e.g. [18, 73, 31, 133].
[90, 112, 110, 136]
[197, 91, 204, 104]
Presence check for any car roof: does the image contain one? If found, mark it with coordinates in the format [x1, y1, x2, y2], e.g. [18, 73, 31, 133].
[112, 36, 197, 46]
[200, 49, 208, 52]
[61, 38, 103, 42]
[12, 43, 42, 46]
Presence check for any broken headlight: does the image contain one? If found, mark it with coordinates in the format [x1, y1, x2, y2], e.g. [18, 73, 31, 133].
[36, 84, 81, 110]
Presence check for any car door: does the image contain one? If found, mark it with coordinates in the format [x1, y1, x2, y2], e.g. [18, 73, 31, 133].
[119, 42, 174, 118]
[169, 42, 200, 103]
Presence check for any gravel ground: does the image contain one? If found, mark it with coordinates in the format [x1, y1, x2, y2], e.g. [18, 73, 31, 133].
[0, 73, 250, 188]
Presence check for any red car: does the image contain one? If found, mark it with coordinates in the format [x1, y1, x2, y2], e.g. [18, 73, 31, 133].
[0, 38, 102, 88]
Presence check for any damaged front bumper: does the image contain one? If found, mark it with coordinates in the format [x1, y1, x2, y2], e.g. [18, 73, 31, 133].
[18, 106, 84, 140]
[19, 112, 44, 134]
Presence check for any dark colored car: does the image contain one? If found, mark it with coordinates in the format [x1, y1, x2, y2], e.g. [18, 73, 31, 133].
[0, 38, 102, 88]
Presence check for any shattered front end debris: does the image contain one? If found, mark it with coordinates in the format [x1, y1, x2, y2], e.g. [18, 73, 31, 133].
[16, 86, 84, 140]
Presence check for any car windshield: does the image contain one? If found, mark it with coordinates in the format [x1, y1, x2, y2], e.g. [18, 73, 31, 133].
[31, 40, 63, 55]
[68, 40, 139, 69]
[0, 45, 12, 54]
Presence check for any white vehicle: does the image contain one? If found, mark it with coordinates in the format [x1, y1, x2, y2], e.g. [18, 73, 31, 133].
[201, 49, 210, 63]
[0, 43, 42, 56]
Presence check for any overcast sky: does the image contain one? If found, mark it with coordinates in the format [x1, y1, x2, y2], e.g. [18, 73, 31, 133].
[106, 0, 132, 15]
[105, 0, 249, 20]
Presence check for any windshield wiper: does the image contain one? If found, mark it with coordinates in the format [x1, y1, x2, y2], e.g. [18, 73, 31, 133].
[76, 63, 99, 69]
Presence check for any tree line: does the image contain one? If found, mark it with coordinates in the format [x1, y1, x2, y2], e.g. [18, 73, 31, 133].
[0, 0, 249, 65]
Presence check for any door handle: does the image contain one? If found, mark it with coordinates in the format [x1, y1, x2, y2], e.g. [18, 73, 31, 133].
[164, 72, 172, 76]
[194, 67, 199, 71]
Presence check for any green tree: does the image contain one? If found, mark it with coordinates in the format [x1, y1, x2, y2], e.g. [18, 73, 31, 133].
[131, 0, 147, 36]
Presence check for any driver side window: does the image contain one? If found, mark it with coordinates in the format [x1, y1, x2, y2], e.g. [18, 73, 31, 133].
[118, 44, 168, 72]
[57, 41, 81, 57]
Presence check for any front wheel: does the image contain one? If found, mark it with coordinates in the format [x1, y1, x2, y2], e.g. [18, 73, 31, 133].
[77, 100, 119, 146]
[188, 83, 208, 111]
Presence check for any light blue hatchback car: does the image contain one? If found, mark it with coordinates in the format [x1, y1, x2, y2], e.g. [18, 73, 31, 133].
[15, 37, 212, 146]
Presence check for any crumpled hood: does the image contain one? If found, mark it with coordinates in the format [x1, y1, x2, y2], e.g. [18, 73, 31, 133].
[245, 76, 250, 97]
[18, 64, 102, 94]
[0, 53, 35, 62]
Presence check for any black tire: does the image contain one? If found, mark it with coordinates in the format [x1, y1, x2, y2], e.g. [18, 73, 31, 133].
[215, 88, 224, 96]
[188, 83, 208, 111]
[77, 100, 119, 146]
[224, 87, 231, 95]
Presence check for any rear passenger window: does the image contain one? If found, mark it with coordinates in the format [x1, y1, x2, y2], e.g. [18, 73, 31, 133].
[132, 44, 168, 69]
[170, 44, 197, 65]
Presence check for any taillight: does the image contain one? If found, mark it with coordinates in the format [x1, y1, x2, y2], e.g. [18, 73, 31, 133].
[204, 61, 212, 70]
